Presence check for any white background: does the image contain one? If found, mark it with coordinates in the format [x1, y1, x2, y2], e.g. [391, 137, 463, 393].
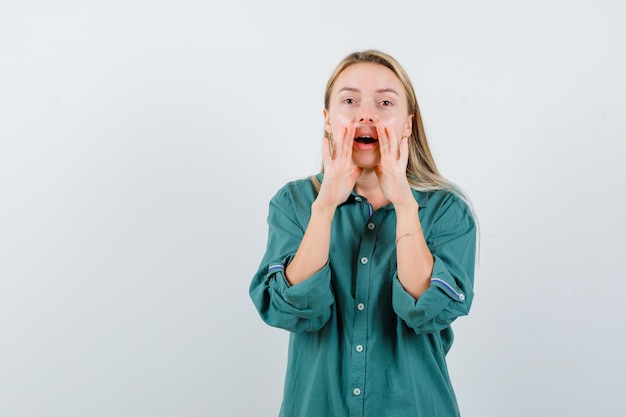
[1, 1, 625, 416]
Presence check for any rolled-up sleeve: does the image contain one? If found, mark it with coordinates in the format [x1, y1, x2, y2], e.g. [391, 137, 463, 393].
[392, 194, 477, 334]
[249, 187, 334, 333]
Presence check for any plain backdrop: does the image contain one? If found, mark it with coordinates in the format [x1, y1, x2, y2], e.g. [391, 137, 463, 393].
[1, 1, 625, 416]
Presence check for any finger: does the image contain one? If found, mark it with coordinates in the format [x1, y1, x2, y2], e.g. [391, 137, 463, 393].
[329, 126, 342, 160]
[343, 124, 356, 159]
[399, 136, 409, 167]
[322, 136, 332, 164]
[385, 125, 400, 159]
[375, 122, 389, 155]
[335, 124, 345, 159]
[338, 125, 354, 159]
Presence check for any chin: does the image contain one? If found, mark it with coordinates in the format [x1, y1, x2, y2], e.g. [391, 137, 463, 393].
[352, 156, 380, 170]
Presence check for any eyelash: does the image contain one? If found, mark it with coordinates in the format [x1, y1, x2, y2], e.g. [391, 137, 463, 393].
[342, 99, 393, 106]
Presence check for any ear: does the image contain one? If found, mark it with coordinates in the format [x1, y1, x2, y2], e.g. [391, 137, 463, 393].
[323, 108, 332, 135]
[403, 114, 414, 138]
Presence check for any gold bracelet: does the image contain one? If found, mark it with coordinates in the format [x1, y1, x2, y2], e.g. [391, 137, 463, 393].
[395, 229, 421, 244]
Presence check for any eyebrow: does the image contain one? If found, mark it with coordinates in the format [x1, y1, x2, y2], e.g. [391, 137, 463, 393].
[336, 87, 400, 96]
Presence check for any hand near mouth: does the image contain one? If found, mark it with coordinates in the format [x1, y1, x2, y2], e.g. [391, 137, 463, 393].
[374, 123, 414, 206]
[317, 125, 363, 208]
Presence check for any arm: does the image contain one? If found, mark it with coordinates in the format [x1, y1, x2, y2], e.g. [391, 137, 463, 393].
[249, 187, 335, 333]
[374, 124, 434, 298]
[286, 125, 362, 284]
[392, 195, 477, 334]
[374, 123, 477, 333]
[250, 126, 362, 332]
[284, 202, 335, 285]
[394, 200, 433, 298]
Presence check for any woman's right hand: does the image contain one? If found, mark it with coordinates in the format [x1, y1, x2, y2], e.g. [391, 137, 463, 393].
[316, 124, 363, 208]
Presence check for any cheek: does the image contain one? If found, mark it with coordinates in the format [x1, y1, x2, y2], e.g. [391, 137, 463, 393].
[380, 115, 407, 134]
[390, 115, 412, 135]
[332, 112, 354, 125]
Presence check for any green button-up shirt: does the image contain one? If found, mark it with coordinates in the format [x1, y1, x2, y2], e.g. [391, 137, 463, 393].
[250, 175, 477, 417]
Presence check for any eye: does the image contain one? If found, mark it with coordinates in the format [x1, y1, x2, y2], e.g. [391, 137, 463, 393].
[380, 100, 392, 106]
[343, 98, 356, 104]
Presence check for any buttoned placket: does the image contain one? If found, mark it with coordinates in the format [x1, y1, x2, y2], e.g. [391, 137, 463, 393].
[348, 197, 383, 417]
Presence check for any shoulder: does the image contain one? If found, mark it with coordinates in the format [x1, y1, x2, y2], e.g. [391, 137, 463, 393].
[272, 176, 317, 201]
[269, 176, 319, 218]
[414, 188, 476, 231]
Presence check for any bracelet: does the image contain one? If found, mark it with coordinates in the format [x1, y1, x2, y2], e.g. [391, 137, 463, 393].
[395, 229, 421, 244]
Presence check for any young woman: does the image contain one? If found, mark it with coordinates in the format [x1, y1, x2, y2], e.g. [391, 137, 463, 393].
[250, 50, 478, 417]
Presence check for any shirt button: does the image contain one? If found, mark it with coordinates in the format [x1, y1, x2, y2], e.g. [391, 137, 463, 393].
[367, 222, 375, 230]
[357, 303, 365, 311]
[356, 345, 364, 352]
[353, 388, 361, 396]
[360, 257, 368, 265]
[355, 197, 362, 202]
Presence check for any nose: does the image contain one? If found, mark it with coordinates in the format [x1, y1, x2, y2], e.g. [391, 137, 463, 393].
[357, 101, 377, 124]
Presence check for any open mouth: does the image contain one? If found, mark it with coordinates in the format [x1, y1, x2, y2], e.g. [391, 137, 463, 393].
[354, 136, 378, 144]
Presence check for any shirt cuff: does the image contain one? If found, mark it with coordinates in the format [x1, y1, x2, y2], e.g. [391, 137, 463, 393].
[429, 255, 467, 302]
[267, 257, 333, 313]
[391, 255, 470, 333]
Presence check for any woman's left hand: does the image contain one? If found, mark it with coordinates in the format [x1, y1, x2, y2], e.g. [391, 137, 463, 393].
[374, 123, 414, 206]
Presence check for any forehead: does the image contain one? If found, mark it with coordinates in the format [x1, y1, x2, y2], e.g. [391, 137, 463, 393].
[333, 62, 404, 94]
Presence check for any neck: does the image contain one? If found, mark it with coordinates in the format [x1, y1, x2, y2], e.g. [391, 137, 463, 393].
[355, 170, 389, 210]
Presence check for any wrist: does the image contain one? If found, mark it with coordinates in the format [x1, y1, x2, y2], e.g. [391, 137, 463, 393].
[311, 200, 337, 222]
[387, 182, 415, 206]
[393, 198, 419, 215]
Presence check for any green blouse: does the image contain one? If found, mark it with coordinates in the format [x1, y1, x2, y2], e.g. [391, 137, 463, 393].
[250, 175, 477, 417]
